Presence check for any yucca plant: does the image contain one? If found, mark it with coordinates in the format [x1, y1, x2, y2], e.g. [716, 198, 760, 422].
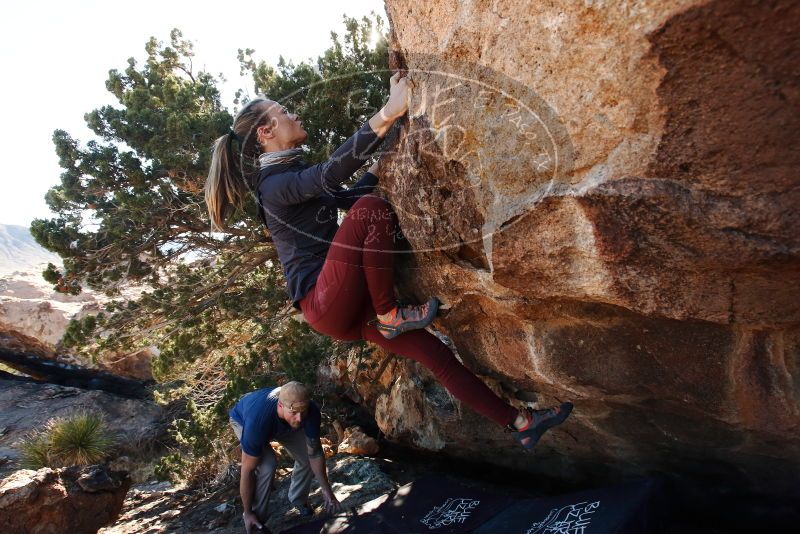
[19, 432, 52, 470]
[49, 412, 114, 466]
[17, 412, 115, 469]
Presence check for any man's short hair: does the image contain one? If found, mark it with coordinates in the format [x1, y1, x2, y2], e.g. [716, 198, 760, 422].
[278, 381, 310, 412]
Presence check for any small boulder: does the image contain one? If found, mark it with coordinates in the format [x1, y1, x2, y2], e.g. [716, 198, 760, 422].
[337, 426, 379, 456]
[98, 346, 156, 381]
[320, 437, 336, 459]
[0, 464, 130, 534]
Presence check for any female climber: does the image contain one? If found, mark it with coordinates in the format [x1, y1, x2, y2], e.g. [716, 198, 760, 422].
[204, 71, 572, 449]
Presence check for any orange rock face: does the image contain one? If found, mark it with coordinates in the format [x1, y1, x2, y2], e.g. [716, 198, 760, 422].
[356, 0, 800, 498]
[98, 347, 155, 381]
[337, 427, 380, 456]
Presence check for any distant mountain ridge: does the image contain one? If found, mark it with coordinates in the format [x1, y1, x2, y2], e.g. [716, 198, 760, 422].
[0, 224, 61, 275]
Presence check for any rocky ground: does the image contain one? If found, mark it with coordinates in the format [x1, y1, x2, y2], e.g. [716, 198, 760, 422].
[0, 373, 398, 534]
[0, 379, 167, 480]
[100, 456, 396, 534]
[1, 388, 789, 533]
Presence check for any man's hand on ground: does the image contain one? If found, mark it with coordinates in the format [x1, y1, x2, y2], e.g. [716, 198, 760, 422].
[243, 511, 263, 533]
[322, 490, 342, 514]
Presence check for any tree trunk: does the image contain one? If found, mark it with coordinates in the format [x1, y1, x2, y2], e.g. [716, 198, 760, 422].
[0, 349, 151, 399]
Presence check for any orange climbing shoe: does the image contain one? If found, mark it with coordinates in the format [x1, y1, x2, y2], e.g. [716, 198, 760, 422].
[374, 298, 439, 339]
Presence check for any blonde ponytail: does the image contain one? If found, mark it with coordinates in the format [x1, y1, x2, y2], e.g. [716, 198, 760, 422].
[204, 97, 270, 231]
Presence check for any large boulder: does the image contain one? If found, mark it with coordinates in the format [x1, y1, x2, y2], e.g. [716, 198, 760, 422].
[351, 0, 800, 500]
[0, 465, 130, 534]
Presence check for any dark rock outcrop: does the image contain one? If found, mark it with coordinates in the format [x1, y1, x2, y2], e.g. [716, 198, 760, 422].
[0, 349, 151, 399]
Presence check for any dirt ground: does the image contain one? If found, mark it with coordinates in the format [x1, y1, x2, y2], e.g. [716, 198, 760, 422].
[100, 455, 396, 534]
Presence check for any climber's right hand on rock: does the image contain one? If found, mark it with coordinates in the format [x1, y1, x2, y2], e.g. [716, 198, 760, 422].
[382, 71, 409, 121]
[370, 72, 410, 137]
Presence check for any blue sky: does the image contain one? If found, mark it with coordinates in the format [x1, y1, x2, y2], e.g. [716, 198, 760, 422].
[0, 0, 385, 227]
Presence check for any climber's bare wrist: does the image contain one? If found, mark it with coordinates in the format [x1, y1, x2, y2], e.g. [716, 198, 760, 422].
[368, 108, 400, 138]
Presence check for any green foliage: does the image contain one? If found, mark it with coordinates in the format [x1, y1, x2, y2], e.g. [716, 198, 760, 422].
[19, 433, 51, 470]
[29, 15, 390, 484]
[49, 412, 115, 465]
[277, 320, 333, 385]
[238, 14, 391, 164]
[62, 314, 99, 349]
[41, 262, 81, 295]
[32, 28, 234, 295]
[19, 412, 114, 469]
[153, 397, 229, 484]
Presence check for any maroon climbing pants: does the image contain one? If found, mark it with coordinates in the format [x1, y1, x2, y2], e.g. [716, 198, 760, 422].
[299, 195, 518, 427]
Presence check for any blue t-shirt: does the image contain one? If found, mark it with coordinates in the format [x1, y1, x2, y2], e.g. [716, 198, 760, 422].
[229, 386, 321, 457]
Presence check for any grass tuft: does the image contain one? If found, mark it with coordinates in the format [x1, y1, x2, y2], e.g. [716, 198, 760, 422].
[19, 432, 52, 470]
[17, 411, 114, 469]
